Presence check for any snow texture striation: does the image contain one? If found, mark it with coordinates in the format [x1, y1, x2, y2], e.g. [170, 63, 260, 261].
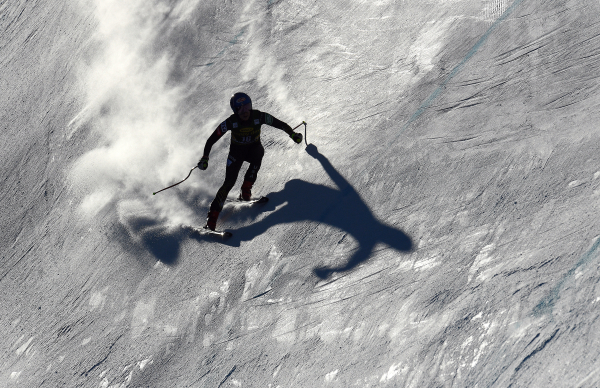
[2, 0, 600, 386]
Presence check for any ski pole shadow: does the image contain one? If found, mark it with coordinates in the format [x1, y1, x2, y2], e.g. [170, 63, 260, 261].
[228, 143, 413, 279]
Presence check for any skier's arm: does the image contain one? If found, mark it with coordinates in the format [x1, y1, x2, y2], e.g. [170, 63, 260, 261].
[263, 113, 302, 143]
[263, 113, 293, 135]
[198, 126, 226, 170]
[203, 127, 224, 157]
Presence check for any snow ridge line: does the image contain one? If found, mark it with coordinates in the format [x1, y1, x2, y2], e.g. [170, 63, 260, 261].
[401, 0, 526, 132]
[0, 244, 34, 284]
[513, 328, 560, 374]
[217, 365, 237, 388]
[81, 333, 124, 378]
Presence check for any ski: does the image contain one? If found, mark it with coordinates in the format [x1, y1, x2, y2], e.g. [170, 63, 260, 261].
[183, 197, 268, 239]
[185, 225, 232, 238]
[227, 196, 269, 205]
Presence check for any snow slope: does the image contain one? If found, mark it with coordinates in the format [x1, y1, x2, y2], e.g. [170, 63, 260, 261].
[3, 0, 600, 386]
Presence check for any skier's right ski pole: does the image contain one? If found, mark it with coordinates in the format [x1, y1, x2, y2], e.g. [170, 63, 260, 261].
[153, 166, 197, 195]
[291, 121, 307, 145]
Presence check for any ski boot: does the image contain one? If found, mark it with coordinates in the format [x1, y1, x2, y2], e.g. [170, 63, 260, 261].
[205, 210, 220, 231]
[239, 180, 253, 201]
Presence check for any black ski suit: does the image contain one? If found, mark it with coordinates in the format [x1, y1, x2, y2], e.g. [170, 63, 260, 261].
[203, 109, 294, 211]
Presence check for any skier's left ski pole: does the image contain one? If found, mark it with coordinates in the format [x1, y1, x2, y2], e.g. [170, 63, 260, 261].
[153, 166, 197, 195]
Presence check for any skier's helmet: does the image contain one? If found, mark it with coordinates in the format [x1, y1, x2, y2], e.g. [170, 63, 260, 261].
[230, 92, 252, 114]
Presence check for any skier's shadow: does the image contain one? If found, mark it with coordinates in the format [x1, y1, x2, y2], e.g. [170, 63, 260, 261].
[226, 144, 413, 279]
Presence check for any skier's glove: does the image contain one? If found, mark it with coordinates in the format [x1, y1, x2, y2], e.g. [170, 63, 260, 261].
[290, 132, 303, 144]
[198, 156, 209, 170]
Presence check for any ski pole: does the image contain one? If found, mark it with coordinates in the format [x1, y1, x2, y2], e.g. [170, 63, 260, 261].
[302, 121, 307, 145]
[153, 166, 197, 195]
[291, 121, 307, 145]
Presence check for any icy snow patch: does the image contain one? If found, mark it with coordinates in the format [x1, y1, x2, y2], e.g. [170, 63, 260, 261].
[325, 369, 339, 383]
[380, 363, 402, 383]
[89, 288, 108, 311]
[15, 337, 34, 356]
[409, 19, 453, 73]
[131, 297, 156, 338]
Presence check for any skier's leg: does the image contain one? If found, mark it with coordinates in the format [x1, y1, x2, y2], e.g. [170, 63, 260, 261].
[240, 143, 264, 199]
[244, 142, 264, 182]
[206, 153, 243, 229]
[209, 152, 244, 212]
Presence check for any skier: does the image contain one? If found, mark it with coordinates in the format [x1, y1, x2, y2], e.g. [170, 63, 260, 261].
[198, 92, 303, 230]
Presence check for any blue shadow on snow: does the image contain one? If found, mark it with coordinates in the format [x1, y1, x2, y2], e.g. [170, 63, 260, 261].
[211, 144, 413, 279]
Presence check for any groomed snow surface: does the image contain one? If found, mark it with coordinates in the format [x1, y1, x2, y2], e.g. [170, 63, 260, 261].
[2, 0, 600, 386]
